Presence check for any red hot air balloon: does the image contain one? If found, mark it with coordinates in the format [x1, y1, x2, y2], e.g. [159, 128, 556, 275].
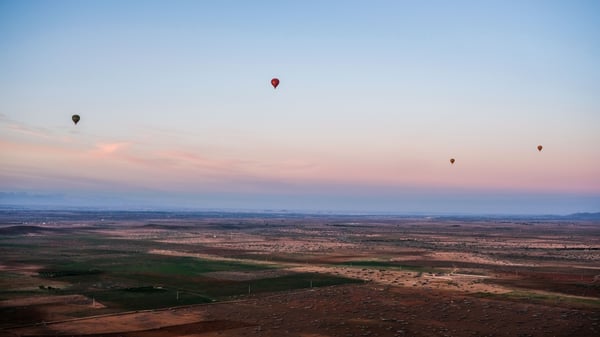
[537, 145, 543, 152]
[271, 78, 280, 89]
[450, 158, 455, 164]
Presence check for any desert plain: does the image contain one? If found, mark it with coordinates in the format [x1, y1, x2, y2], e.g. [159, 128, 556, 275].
[0, 210, 599, 336]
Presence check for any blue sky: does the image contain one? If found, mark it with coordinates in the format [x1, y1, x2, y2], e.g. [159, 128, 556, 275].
[1, 1, 599, 214]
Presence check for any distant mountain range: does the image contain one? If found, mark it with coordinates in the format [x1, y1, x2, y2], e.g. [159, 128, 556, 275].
[0, 202, 598, 220]
[563, 212, 600, 220]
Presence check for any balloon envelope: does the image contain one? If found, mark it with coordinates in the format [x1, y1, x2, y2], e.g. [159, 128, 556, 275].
[72, 114, 80, 125]
[450, 158, 455, 164]
[537, 145, 543, 152]
[271, 78, 279, 89]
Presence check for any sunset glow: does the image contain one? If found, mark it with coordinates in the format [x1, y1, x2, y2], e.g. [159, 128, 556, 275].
[1, 1, 599, 213]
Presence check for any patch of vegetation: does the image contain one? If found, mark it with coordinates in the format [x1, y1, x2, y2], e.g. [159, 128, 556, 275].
[336, 260, 442, 273]
[78, 272, 359, 311]
[115, 256, 271, 276]
[40, 253, 271, 280]
[247, 272, 361, 295]
[85, 288, 213, 310]
[39, 269, 102, 278]
[121, 286, 168, 293]
[7, 243, 362, 311]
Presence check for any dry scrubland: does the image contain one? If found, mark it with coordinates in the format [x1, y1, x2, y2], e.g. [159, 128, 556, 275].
[0, 210, 599, 336]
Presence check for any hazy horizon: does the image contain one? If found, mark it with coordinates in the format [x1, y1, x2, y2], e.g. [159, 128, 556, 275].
[1, 190, 598, 216]
[1, 1, 599, 214]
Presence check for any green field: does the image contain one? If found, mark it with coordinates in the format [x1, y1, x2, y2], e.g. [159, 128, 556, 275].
[335, 260, 444, 273]
[0, 234, 361, 312]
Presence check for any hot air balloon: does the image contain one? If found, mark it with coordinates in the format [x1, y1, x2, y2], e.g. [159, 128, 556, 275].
[271, 78, 280, 89]
[72, 114, 80, 125]
[537, 145, 543, 152]
[450, 158, 455, 164]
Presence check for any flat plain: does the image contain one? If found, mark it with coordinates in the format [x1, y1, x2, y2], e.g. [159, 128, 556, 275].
[0, 210, 599, 336]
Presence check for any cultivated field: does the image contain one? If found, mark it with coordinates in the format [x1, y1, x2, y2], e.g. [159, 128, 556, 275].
[0, 210, 599, 336]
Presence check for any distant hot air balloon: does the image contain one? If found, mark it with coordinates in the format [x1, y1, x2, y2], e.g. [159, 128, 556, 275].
[271, 78, 280, 89]
[450, 158, 455, 164]
[537, 145, 543, 152]
[72, 114, 80, 125]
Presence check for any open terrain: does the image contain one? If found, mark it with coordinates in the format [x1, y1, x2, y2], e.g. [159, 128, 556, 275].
[0, 210, 599, 336]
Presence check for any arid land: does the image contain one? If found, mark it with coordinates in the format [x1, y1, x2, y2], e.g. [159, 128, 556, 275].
[0, 210, 599, 336]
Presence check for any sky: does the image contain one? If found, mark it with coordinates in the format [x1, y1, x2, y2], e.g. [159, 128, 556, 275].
[1, 0, 599, 214]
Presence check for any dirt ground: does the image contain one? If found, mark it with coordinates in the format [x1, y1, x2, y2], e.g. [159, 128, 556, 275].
[5, 284, 599, 337]
[1, 213, 599, 336]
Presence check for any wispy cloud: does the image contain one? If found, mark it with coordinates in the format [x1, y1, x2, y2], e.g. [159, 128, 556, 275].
[0, 113, 53, 139]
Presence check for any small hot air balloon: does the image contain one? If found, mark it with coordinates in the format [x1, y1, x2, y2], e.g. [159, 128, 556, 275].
[72, 114, 80, 125]
[271, 78, 280, 89]
[537, 145, 543, 152]
[450, 158, 455, 164]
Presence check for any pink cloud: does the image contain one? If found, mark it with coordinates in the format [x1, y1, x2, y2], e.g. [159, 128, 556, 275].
[92, 142, 130, 155]
[2, 125, 598, 196]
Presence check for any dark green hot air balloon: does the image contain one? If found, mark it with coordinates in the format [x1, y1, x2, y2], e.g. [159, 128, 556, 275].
[72, 114, 80, 125]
